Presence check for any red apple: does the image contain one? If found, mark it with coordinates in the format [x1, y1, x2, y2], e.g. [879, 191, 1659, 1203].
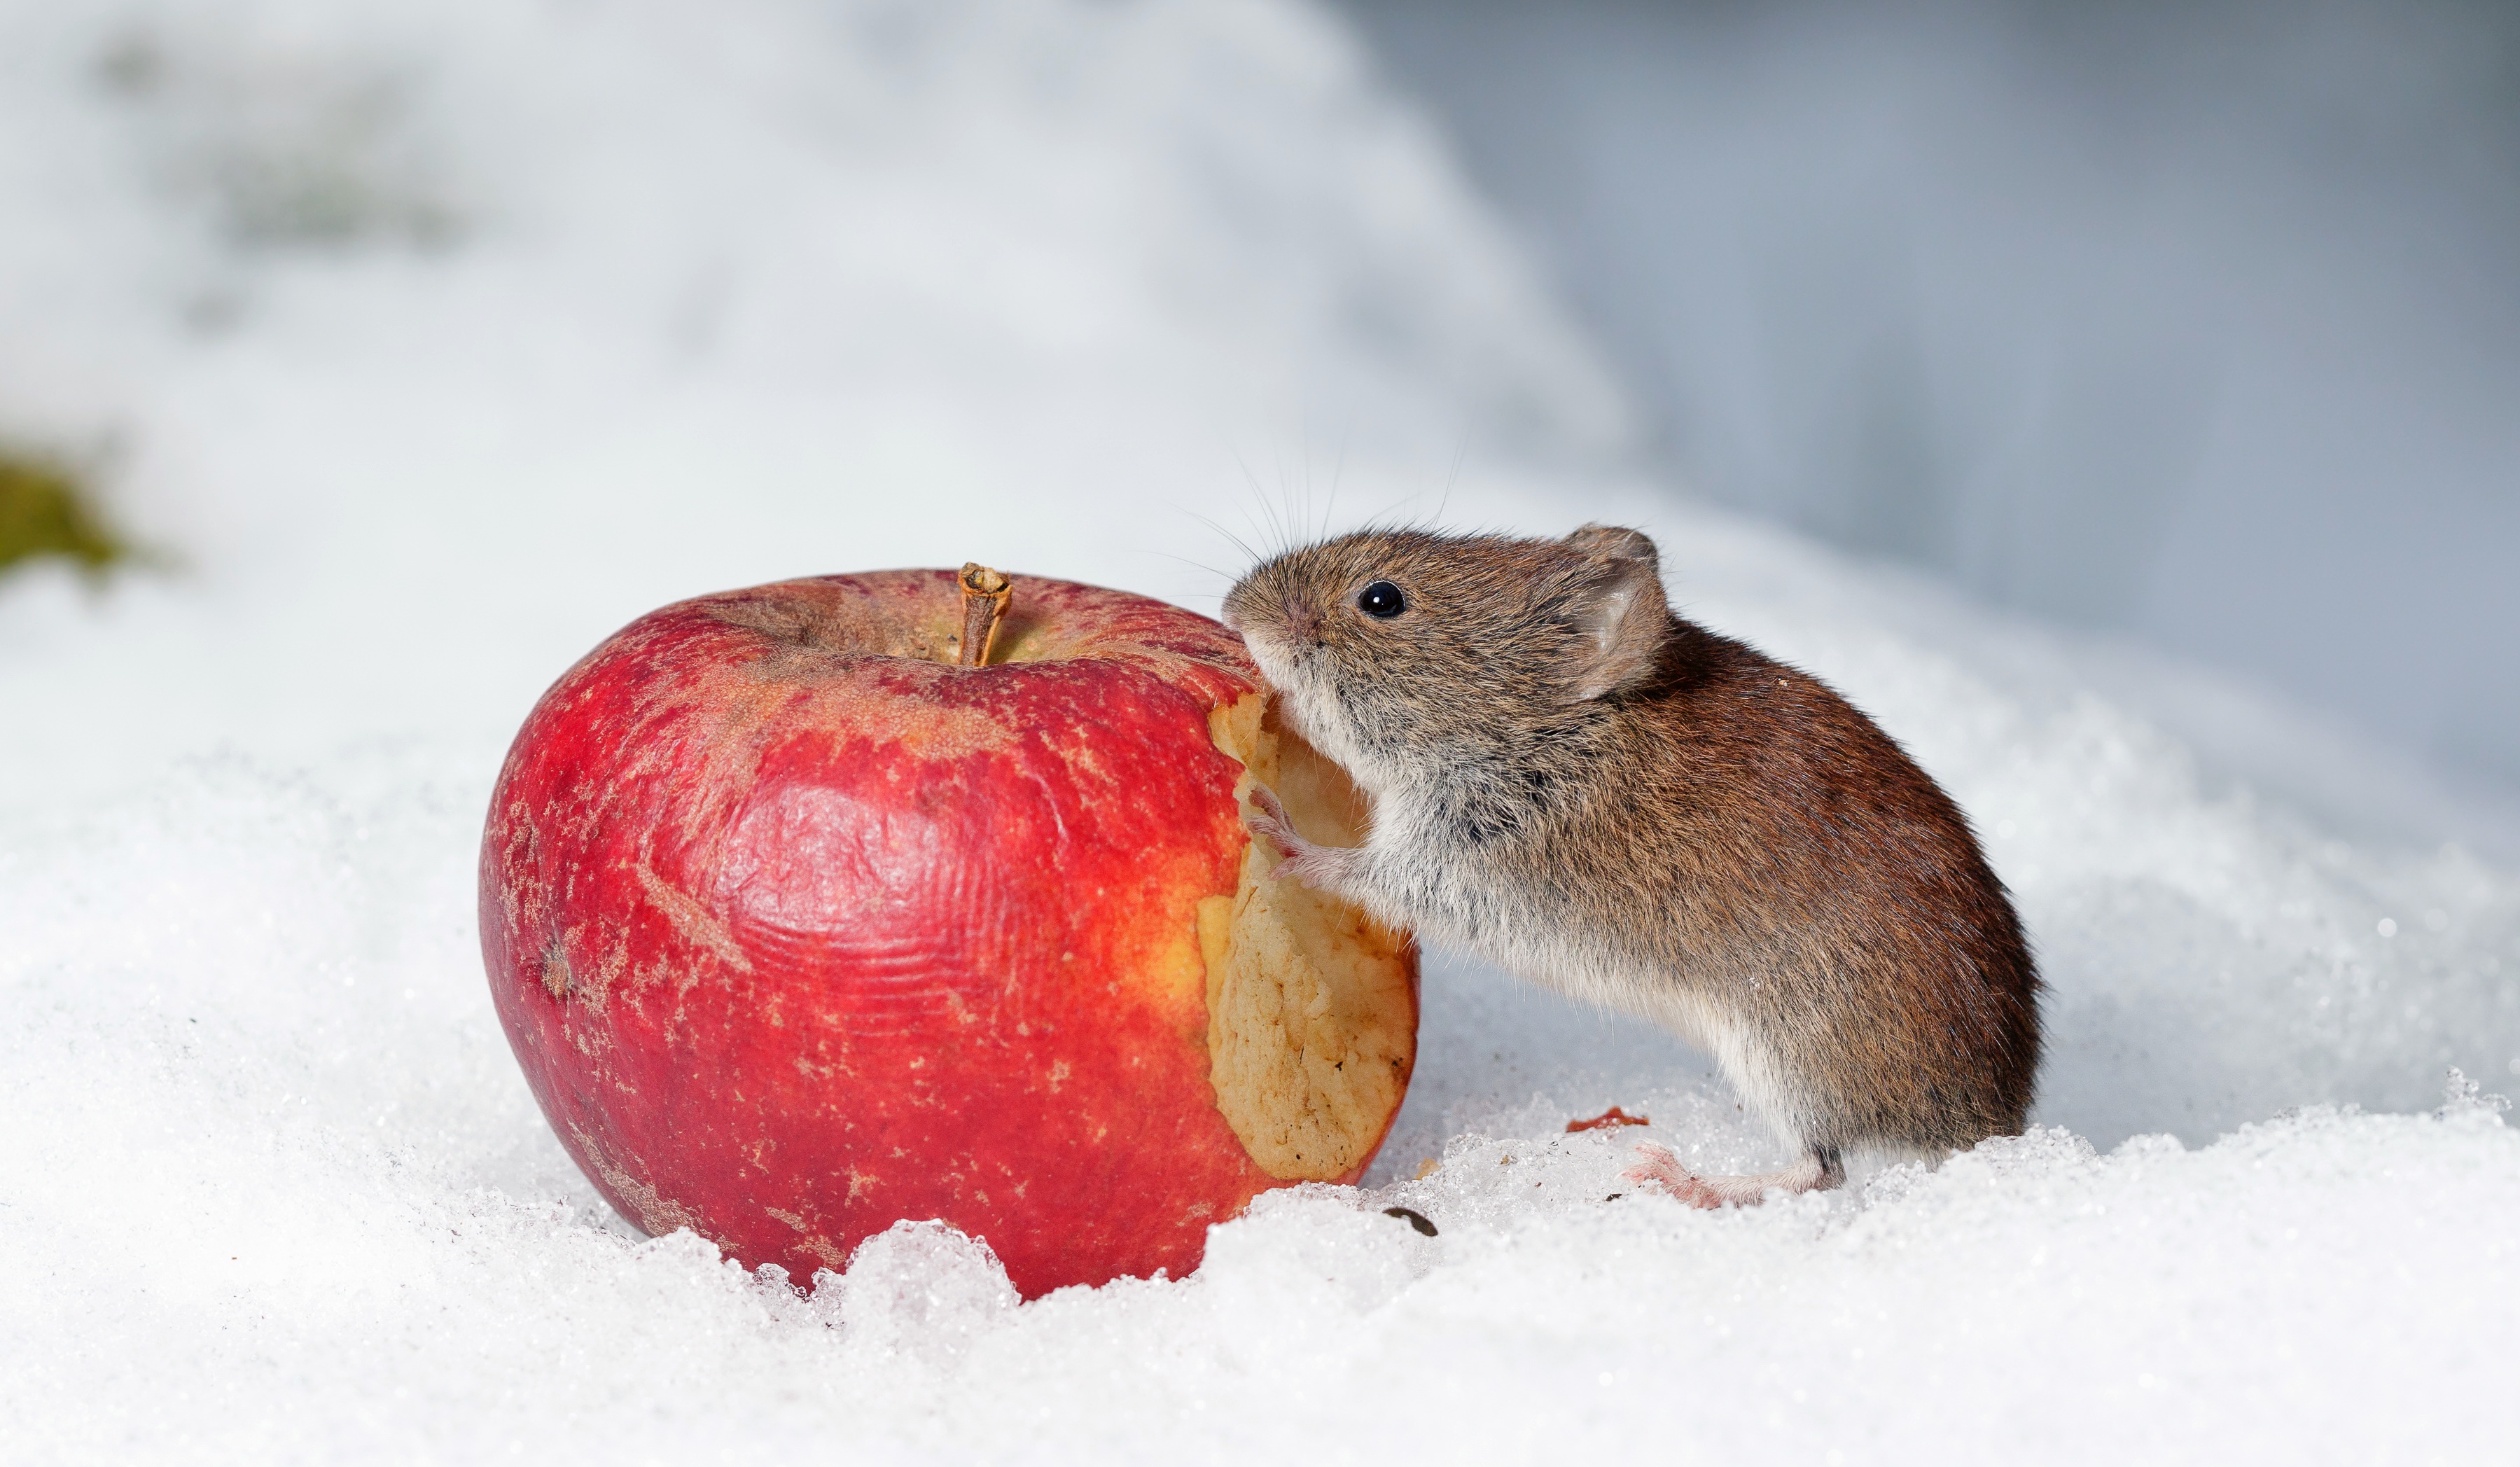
[479, 569, 1417, 1298]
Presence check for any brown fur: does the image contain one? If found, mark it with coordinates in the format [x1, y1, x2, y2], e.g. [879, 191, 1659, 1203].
[1221, 524, 2040, 1183]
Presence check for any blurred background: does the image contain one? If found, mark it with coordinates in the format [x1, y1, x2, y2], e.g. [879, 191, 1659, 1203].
[2, 0, 2514, 851]
[1335, 0, 2520, 838]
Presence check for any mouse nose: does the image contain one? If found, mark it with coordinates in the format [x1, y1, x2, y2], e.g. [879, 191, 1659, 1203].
[1282, 597, 1318, 643]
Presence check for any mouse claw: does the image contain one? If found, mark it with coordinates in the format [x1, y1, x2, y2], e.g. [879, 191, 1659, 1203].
[1242, 782, 1356, 893]
[1243, 783, 1298, 857]
[1620, 1141, 1727, 1210]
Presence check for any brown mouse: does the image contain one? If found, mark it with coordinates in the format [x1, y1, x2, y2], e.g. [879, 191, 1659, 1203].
[1219, 524, 2040, 1206]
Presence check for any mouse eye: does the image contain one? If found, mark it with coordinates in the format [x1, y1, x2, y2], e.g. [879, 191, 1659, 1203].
[1356, 580, 1406, 619]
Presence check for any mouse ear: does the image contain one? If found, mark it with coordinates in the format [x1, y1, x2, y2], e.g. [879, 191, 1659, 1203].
[1559, 524, 1667, 703]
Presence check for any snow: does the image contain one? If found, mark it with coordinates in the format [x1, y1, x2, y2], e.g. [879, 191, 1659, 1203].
[4, 1, 2516, 1462]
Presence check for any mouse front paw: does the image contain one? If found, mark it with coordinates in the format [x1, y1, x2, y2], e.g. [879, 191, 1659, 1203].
[1242, 782, 1300, 856]
[1241, 783, 1355, 892]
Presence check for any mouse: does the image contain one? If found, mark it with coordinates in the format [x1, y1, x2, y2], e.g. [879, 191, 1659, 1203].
[1219, 523, 2040, 1207]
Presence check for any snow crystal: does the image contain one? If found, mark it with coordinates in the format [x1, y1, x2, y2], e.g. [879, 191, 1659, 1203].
[4, 1, 2515, 1463]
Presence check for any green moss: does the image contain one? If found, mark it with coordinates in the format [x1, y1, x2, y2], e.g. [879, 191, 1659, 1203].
[0, 446, 129, 580]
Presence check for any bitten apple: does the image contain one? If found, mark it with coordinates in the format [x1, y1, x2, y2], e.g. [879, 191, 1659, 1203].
[479, 569, 1416, 1298]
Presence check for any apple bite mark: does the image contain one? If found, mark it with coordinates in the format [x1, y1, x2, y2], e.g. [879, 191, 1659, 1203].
[1197, 695, 1416, 1181]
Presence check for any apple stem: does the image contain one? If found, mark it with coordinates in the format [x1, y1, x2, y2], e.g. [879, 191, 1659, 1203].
[956, 563, 1012, 667]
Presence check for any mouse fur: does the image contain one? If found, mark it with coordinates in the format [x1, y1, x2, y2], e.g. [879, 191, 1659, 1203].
[1220, 523, 2040, 1197]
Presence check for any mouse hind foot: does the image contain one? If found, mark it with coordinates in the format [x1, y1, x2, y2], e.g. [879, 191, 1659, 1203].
[1621, 1141, 1844, 1209]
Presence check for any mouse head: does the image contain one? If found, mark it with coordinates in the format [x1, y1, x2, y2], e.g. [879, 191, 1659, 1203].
[1220, 524, 1669, 789]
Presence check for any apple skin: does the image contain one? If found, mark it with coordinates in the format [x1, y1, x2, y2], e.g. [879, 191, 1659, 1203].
[480, 570, 1415, 1298]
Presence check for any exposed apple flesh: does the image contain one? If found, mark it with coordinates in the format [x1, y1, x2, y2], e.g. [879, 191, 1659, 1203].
[479, 569, 1416, 1298]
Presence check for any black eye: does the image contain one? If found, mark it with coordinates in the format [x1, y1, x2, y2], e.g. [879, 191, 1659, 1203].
[1357, 580, 1406, 619]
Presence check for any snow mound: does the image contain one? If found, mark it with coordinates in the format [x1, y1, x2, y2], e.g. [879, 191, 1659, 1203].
[3, 1, 2514, 1462]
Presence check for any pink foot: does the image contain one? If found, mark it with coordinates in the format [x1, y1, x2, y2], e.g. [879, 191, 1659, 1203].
[1242, 783, 1358, 892]
[1244, 782, 1302, 860]
[1620, 1141, 1730, 1209]
[1621, 1142, 1843, 1209]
